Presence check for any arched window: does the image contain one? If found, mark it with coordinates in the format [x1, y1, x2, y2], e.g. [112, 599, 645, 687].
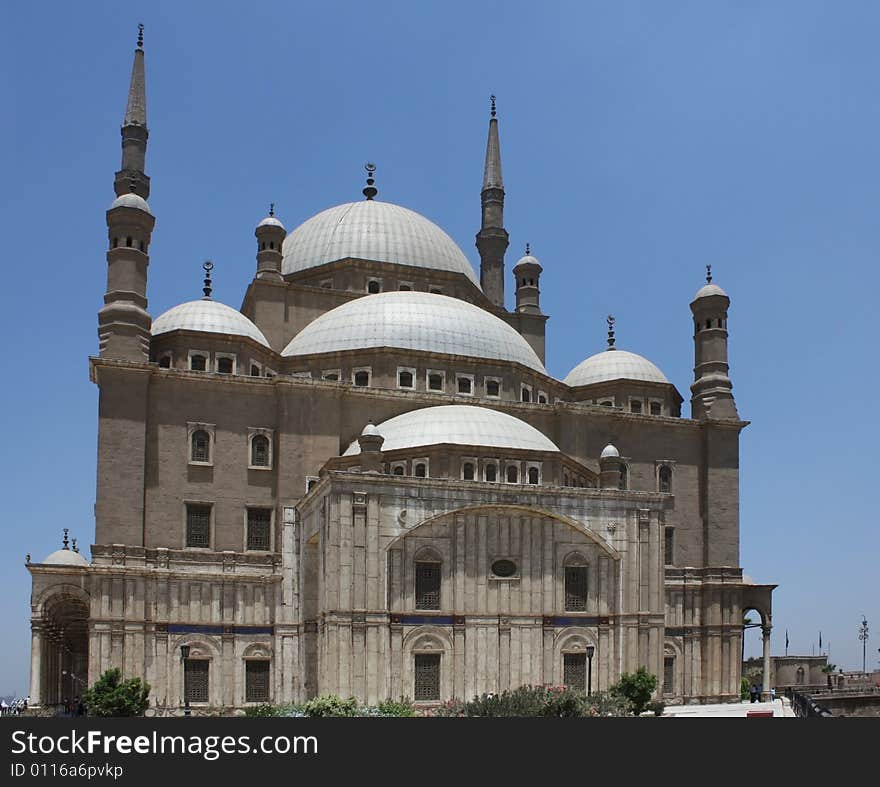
[158, 355, 172, 368]
[485, 463, 497, 482]
[457, 376, 472, 394]
[139, 240, 145, 252]
[392, 464, 405, 476]
[564, 555, 588, 611]
[367, 280, 381, 294]
[354, 371, 370, 387]
[650, 401, 662, 416]
[428, 373, 444, 391]
[399, 284, 411, 291]
[506, 465, 518, 483]
[538, 393, 547, 404]
[191, 430, 210, 463]
[190, 354, 207, 372]
[414, 463, 427, 478]
[415, 559, 441, 610]
[659, 465, 672, 493]
[796, 667, 805, 685]
[527, 467, 539, 485]
[269, 241, 274, 250]
[463, 462, 475, 481]
[251, 435, 270, 467]
[217, 357, 234, 374]
[521, 387, 531, 403]
[663, 655, 675, 696]
[126, 236, 132, 247]
[113, 237, 118, 248]
[398, 370, 414, 388]
[250, 364, 261, 376]
[485, 380, 500, 397]
[618, 464, 627, 491]
[245, 659, 270, 703]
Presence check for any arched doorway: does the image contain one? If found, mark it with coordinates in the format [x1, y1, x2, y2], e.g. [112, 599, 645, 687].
[36, 592, 90, 710]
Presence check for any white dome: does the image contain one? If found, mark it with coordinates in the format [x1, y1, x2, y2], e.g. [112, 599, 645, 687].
[257, 216, 285, 230]
[109, 193, 152, 215]
[283, 291, 547, 373]
[361, 422, 380, 436]
[564, 349, 669, 387]
[600, 443, 620, 459]
[152, 300, 270, 347]
[513, 253, 542, 271]
[694, 283, 728, 299]
[42, 549, 88, 567]
[343, 405, 559, 455]
[281, 200, 479, 284]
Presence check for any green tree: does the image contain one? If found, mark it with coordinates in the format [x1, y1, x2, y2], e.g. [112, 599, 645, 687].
[612, 667, 658, 715]
[83, 668, 150, 717]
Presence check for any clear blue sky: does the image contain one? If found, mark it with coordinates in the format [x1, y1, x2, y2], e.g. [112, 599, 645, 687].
[1, 1, 877, 695]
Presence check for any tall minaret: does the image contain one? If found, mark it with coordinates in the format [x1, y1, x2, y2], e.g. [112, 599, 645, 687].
[690, 266, 738, 419]
[476, 95, 508, 309]
[98, 26, 154, 361]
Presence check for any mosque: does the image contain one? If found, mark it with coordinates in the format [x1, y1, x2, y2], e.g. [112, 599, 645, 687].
[26, 30, 774, 711]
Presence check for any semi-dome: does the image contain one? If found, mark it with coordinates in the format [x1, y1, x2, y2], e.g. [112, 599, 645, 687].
[42, 549, 89, 567]
[694, 282, 727, 299]
[257, 215, 285, 230]
[109, 192, 152, 215]
[600, 443, 620, 459]
[564, 349, 669, 387]
[282, 291, 547, 373]
[281, 200, 479, 284]
[343, 405, 559, 455]
[152, 300, 270, 347]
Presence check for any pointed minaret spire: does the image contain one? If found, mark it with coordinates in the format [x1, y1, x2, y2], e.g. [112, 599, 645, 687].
[115, 24, 149, 198]
[476, 95, 508, 308]
[202, 261, 214, 299]
[607, 315, 616, 350]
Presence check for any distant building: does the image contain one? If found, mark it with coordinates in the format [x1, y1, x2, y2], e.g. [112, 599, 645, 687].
[26, 31, 775, 712]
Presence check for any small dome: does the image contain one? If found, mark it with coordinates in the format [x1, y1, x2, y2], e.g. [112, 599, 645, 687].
[282, 200, 478, 284]
[600, 443, 620, 459]
[42, 549, 88, 567]
[343, 405, 559, 455]
[564, 349, 669, 387]
[361, 422, 380, 436]
[152, 300, 270, 347]
[513, 253, 542, 272]
[694, 282, 728, 299]
[109, 193, 153, 215]
[257, 215, 286, 230]
[283, 291, 547, 373]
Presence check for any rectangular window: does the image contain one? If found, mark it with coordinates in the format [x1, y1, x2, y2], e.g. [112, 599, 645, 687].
[247, 508, 272, 551]
[564, 566, 588, 611]
[563, 653, 586, 692]
[663, 656, 675, 696]
[650, 401, 662, 416]
[664, 527, 674, 566]
[414, 653, 441, 701]
[415, 562, 441, 610]
[428, 372, 444, 391]
[185, 660, 209, 703]
[186, 504, 211, 548]
[630, 400, 642, 414]
[245, 661, 270, 703]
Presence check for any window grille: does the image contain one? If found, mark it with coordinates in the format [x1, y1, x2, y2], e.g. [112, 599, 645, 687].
[659, 465, 672, 493]
[245, 661, 270, 703]
[663, 656, 675, 696]
[186, 504, 211, 548]
[563, 653, 586, 692]
[415, 562, 441, 610]
[565, 566, 588, 611]
[650, 401, 662, 416]
[247, 508, 271, 551]
[414, 654, 441, 701]
[185, 660, 209, 703]
[251, 435, 270, 467]
[630, 400, 642, 414]
[191, 431, 210, 462]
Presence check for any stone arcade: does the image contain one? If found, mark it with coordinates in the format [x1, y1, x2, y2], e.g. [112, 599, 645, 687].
[27, 32, 775, 712]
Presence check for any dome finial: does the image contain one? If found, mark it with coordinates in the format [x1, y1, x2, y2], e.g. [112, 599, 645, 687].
[490, 94, 497, 119]
[706, 264, 712, 284]
[269, 202, 275, 217]
[363, 162, 378, 200]
[525, 242, 530, 255]
[72, 538, 79, 554]
[137, 23, 144, 49]
[606, 314, 616, 350]
[202, 260, 214, 299]
[62, 528, 70, 550]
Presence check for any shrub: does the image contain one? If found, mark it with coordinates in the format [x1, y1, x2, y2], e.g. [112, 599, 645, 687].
[584, 689, 629, 717]
[83, 668, 150, 717]
[245, 703, 282, 717]
[611, 668, 658, 716]
[375, 698, 416, 717]
[740, 677, 751, 700]
[646, 700, 665, 717]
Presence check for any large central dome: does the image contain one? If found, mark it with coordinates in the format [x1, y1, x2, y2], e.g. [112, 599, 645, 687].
[282, 291, 547, 373]
[281, 200, 479, 284]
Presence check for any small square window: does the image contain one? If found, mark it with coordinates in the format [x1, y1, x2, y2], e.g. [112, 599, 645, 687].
[216, 354, 236, 374]
[630, 400, 643, 414]
[353, 369, 371, 387]
[158, 354, 172, 369]
[397, 367, 416, 389]
[427, 371, 445, 391]
[650, 401, 662, 416]
[485, 379, 501, 398]
[189, 353, 208, 372]
[456, 375, 473, 395]
[367, 279, 382, 294]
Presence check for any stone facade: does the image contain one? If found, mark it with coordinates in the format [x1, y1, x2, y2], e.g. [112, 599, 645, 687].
[26, 34, 775, 713]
